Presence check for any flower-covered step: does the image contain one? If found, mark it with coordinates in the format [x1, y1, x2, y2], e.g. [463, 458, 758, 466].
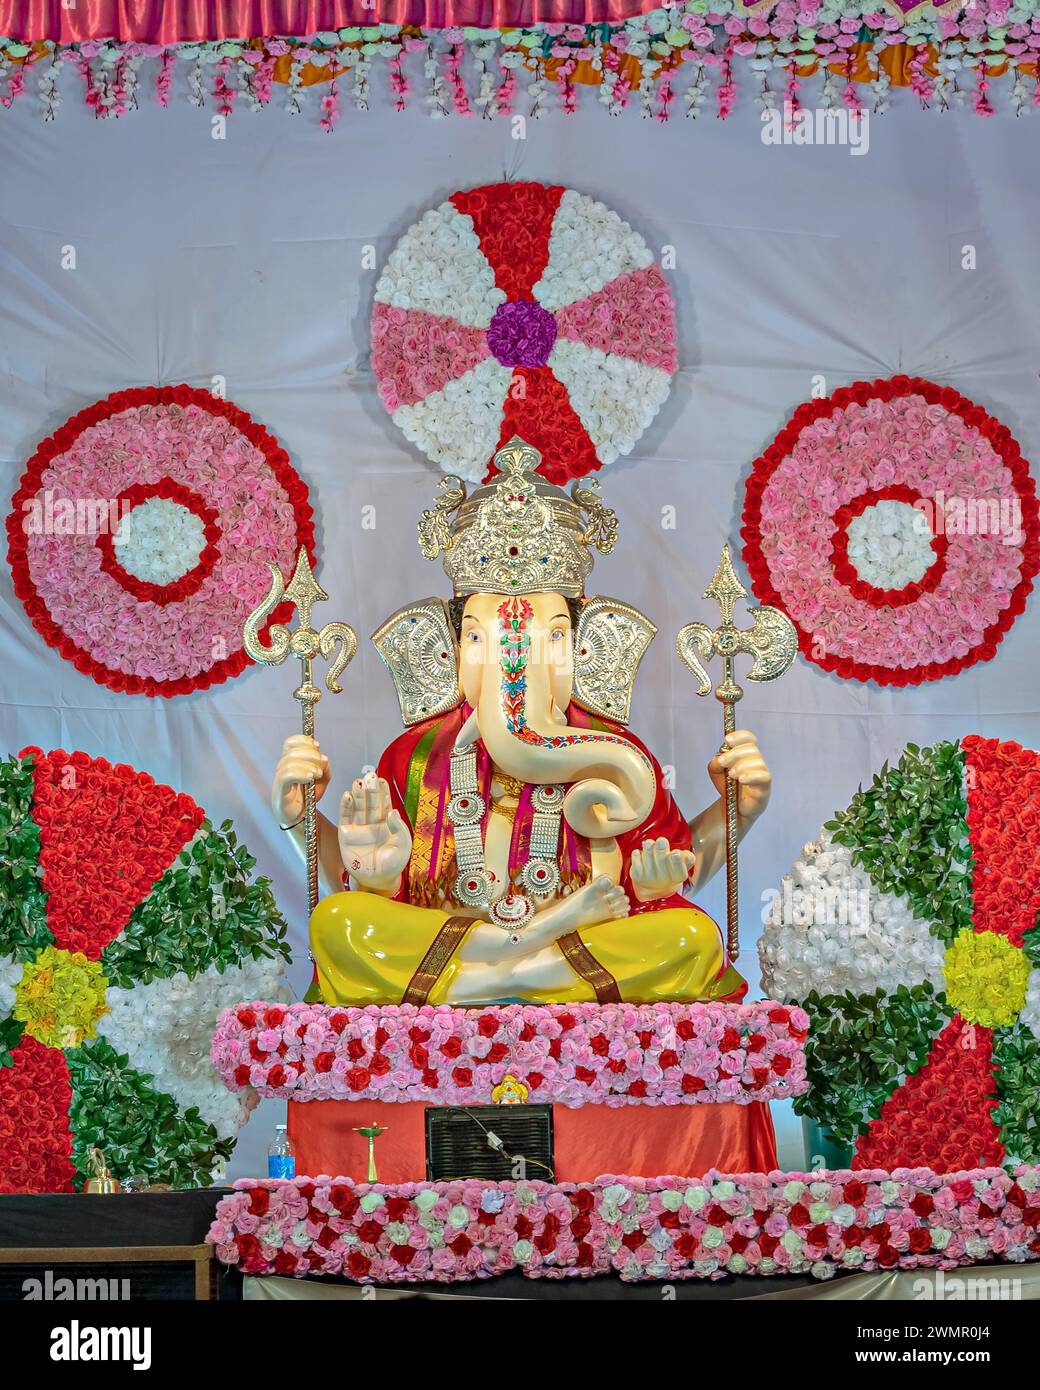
[759, 735, 1040, 1170]
[212, 1000, 808, 1109]
[0, 747, 290, 1191]
[208, 1166, 1040, 1285]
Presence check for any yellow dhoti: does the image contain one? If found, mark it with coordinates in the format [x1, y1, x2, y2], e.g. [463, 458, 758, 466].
[310, 890, 733, 1007]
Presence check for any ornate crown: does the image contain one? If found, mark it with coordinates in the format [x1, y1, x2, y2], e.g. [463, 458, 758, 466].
[417, 437, 618, 599]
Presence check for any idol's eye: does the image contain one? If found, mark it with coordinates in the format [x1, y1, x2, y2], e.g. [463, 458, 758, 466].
[549, 627, 565, 641]
[465, 629, 482, 643]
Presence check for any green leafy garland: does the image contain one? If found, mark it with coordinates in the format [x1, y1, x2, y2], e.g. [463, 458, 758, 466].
[0, 755, 52, 961]
[825, 740, 972, 946]
[66, 1037, 234, 1190]
[795, 984, 953, 1150]
[101, 820, 290, 989]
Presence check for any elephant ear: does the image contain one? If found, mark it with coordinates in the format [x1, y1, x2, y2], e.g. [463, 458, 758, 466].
[372, 599, 461, 726]
[571, 596, 657, 725]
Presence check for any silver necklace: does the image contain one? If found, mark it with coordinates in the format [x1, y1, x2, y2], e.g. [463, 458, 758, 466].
[447, 746, 563, 940]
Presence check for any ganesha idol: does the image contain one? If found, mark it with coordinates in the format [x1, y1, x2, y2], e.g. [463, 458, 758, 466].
[272, 438, 773, 1010]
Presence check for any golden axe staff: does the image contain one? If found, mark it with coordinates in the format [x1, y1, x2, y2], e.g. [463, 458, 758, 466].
[244, 548, 358, 918]
[677, 544, 797, 963]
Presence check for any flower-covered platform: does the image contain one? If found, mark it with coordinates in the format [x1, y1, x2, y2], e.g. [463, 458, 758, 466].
[213, 999, 806, 1179]
[207, 1166, 1040, 1286]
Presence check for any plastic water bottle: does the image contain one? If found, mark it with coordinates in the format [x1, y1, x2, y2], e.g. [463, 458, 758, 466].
[267, 1123, 295, 1180]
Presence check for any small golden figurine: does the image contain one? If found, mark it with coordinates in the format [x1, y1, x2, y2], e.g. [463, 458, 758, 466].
[491, 1074, 529, 1105]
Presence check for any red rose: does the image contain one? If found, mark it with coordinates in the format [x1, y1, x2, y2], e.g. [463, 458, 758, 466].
[370, 1052, 391, 1076]
[527, 1071, 544, 1089]
[357, 1219, 383, 1244]
[768, 1007, 790, 1025]
[843, 1180, 868, 1206]
[248, 1187, 271, 1216]
[236, 1008, 257, 1028]
[575, 1066, 597, 1085]
[627, 1080, 648, 1098]
[314, 1052, 335, 1073]
[347, 1039, 366, 1061]
[681, 1074, 706, 1094]
[328, 1013, 349, 1034]
[910, 1193, 934, 1218]
[274, 1250, 298, 1276]
[484, 1042, 509, 1064]
[908, 1229, 932, 1254]
[477, 1014, 499, 1037]
[788, 1203, 810, 1227]
[676, 1019, 696, 1041]
[589, 1034, 610, 1056]
[330, 1183, 357, 1213]
[266, 1064, 286, 1088]
[234, 1064, 251, 1086]
[557, 1013, 576, 1031]
[622, 1230, 645, 1250]
[720, 1027, 741, 1053]
[346, 1250, 371, 1278]
[263, 1007, 285, 1029]
[422, 1068, 439, 1088]
[658, 1049, 679, 1069]
[452, 1066, 473, 1087]
[745, 1034, 767, 1054]
[877, 1244, 899, 1268]
[346, 1067, 371, 1091]
[439, 1036, 463, 1058]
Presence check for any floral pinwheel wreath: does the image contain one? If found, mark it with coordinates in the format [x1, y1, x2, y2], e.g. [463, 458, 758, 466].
[6, 386, 314, 697]
[759, 735, 1040, 1172]
[741, 376, 1039, 686]
[372, 182, 677, 484]
[0, 746, 290, 1192]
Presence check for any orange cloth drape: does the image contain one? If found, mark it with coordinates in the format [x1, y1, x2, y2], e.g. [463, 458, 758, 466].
[288, 1098, 777, 1182]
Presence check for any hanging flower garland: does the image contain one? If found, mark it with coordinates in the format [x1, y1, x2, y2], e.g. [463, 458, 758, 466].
[758, 735, 1040, 1172]
[3, 7, 1040, 126]
[371, 182, 677, 484]
[741, 377, 1039, 686]
[0, 747, 291, 1192]
[6, 386, 314, 697]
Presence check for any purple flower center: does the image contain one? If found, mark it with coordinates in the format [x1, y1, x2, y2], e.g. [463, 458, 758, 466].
[486, 300, 558, 369]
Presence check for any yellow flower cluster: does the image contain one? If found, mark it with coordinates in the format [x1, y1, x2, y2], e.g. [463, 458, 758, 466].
[943, 929, 1029, 1030]
[13, 945, 109, 1050]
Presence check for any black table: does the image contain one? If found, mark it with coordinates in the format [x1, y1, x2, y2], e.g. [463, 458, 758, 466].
[0, 1191, 241, 1301]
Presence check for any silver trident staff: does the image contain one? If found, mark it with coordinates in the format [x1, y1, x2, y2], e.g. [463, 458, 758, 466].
[244, 548, 357, 918]
[677, 544, 796, 962]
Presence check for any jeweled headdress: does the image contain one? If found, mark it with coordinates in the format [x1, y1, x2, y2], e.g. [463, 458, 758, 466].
[375, 437, 655, 728]
[417, 437, 618, 599]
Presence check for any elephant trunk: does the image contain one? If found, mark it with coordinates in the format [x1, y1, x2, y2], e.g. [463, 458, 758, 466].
[472, 638, 655, 840]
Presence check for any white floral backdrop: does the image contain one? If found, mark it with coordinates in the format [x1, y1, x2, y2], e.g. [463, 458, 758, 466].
[1, 80, 1039, 1176]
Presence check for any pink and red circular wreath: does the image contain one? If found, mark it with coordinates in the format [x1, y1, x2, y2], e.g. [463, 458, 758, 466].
[740, 376, 1040, 687]
[6, 386, 314, 698]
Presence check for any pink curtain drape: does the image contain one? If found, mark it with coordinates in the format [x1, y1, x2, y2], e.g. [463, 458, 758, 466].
[0, 0, 662, 43]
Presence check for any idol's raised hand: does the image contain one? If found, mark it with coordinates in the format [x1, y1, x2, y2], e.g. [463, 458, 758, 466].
[707, 729, 772, 822]
[272, 733, 331, 825]
[338, 772, 413, 895]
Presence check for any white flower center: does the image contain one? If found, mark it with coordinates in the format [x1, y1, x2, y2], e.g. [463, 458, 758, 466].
[114, 497, 207, 586]
[845, 499, 935, 590]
